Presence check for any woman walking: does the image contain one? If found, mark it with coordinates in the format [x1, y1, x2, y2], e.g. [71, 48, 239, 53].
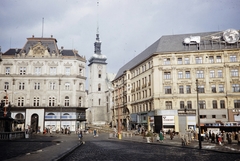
[159, 131, 164, 143]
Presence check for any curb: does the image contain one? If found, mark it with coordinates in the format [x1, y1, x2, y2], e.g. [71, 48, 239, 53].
[54, 142, 83, 161]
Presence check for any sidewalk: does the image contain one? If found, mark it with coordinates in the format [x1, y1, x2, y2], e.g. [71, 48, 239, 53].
[109, 133, 240, 154]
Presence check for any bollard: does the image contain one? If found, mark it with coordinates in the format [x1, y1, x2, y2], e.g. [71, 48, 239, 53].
[118, 133, 122, 140]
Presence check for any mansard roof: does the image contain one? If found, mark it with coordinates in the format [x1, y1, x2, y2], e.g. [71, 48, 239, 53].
[3, 36, 84, 59]
[114, 29, 240, 79]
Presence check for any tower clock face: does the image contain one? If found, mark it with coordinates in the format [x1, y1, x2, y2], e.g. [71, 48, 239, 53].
[97, 65, 102, 69]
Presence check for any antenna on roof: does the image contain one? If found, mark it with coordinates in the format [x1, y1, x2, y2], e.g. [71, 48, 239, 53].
[42, 18, 44, 38]
[97, 1, 99, 34]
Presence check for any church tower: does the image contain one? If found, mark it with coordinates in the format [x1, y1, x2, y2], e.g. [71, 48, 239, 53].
[88, 30, 108, 125]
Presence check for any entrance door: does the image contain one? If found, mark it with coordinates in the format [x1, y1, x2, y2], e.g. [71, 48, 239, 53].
[31, 114, 39, 133]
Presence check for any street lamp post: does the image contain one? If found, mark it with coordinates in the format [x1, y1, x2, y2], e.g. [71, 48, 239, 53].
[196, 79, 202, 149]
[4, 90, 8, 117]
[117, 86, 121, 139]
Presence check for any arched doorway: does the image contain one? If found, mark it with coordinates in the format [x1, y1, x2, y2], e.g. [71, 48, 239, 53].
[15, 113, 25, 131]
[31, 114, 39, 133]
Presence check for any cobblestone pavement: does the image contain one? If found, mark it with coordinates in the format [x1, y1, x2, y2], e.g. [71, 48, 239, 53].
[0, 132, 239, 161]
[62, 133, 240, 161]
[116, 133, 240, 154]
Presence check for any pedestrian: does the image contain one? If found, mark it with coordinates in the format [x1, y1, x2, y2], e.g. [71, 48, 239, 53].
[159, 131, 164, 143]
[209, 130, 212, 140]
[78, 130, 83, 142]
[93, 129, 97, 137]
[222, 131, 226, 144]
[211, 133, 215, 143]
[170, 130, 174, 140]
[218, 134, 222, 145]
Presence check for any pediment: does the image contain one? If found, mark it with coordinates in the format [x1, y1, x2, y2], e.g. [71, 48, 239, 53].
[33, 61, 44, 66]
[27, 42, 50, 57]
[48, 61, 58, 66]
[64, 62, 73, 66]
[17, 61, 28, 66]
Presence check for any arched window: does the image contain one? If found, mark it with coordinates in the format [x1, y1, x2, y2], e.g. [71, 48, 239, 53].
[98, 84, 101, 91]
[33, 97, 40, 106]
[15, 113, 24, 119]
[18, 97, 24, 106]
[65, 96, 69, 106]
[49, 96, 56, 106]
[98, 70, 102, 78]
[79, 97, 82, 107]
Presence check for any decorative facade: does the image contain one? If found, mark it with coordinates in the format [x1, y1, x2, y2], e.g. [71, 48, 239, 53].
[0, 36, 87, 132]
[112, 29, 240, 133]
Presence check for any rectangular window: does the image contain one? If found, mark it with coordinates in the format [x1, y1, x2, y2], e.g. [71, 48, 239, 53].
[178, 72, 183, 79]
[212, 115, 216, 118]
[186, 85, 191, 94]
[211, 85, 216, 93]
[185, 57, 190, 64]
[195, 57, 202, 64]
[65, 67, 70, 75]
[185, 71, 190, 79]
[165, 86, 172, 94]
[34, 82, 40, 90]
[230, 55, 237, 62]
[219, 84, 224, 93]
[19, 82, 25, 90]
[234, 100, 240, 108]
[164, 72, 171, 79]
[199, 100, 206, 109]
[216, 56, 222, 63]
[166, 101, 172, 109]
[198, 85, 205, 93]
[231, 69, 239, 77]
[6, 67, 10, 75]
[180, 101, 184, 109]
[19, 67, 26, 75]
[196, 70, 204, 78]
[177, 58, 182, 64]
[218, 70, 223, 78]
[65, 82, 70, 90]
[187, 101, 192, 109]
[232, 84, 240, 92]
[210, 70, 215, 78]
[4, 82, 9, 90]
[50, 67, 57, 75]
[212, 100, 217, 109]
[179, 85, 184, 94]
[200, 115, 206, 118]
[220, 100, 225, 109]
[35, 67, 41, 75]
[209, 56, 214, 63]
[50, 82, 56, 90]
[164, 58, 171, 65]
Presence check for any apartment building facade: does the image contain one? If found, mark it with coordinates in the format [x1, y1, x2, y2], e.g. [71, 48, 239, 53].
[0, 36, 87, 133]
[112, 29, 240, 133]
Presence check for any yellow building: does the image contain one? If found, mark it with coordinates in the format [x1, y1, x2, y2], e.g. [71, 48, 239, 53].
[112, 29, 240, 134]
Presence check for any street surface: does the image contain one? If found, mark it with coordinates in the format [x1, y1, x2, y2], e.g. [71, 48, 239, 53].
[62, 133, 240, 161]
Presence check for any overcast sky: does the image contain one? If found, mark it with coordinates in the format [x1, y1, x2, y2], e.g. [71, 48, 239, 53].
[0, 0, 240, 74]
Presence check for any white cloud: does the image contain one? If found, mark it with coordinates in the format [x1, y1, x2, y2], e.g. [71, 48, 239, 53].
[0, 0, 240, 74]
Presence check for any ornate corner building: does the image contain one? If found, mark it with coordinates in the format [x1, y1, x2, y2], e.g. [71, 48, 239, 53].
[0, 36, 87, 133]
[112, 29, 240, 133]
